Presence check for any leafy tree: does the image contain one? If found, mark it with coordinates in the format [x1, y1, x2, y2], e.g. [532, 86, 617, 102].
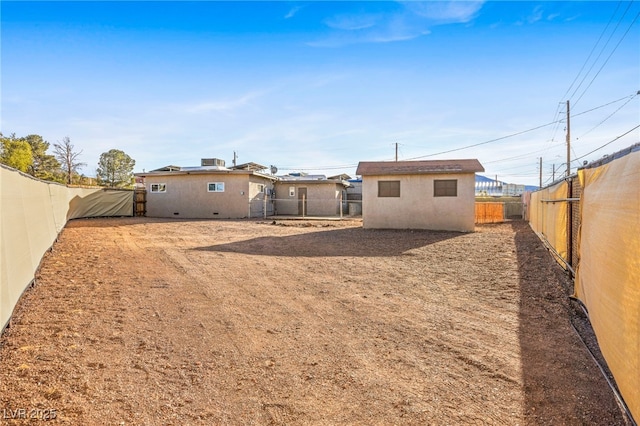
[24, 134, 64, 182]
[96, 149, 136, 188]
[0, 133, 33, 172]
[53, 136, 86, 184]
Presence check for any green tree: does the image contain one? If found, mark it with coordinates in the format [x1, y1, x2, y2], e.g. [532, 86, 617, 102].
[24, 134, 64, 182]
[0, 133, 33, 172]
[53, 136, 85, 184]
[96, 149, 136, 188]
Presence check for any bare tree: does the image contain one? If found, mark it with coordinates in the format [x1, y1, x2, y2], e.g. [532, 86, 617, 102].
[53, 136, 86, 184]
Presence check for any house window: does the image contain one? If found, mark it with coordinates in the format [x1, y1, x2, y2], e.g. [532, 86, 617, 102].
[434, 179, 457, 197]
[378, 180, 400, 197]
[150, 183, 166, 193]
[289, 186, 295, 197]
[257, 184, 265, 193]
[208, 182, 225, 192]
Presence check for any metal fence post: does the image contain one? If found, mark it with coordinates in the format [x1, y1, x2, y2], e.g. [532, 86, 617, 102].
[263, 195, 267, 219]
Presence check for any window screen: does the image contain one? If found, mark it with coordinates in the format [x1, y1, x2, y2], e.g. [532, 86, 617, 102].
[150, 183, 166, 193]
[434, 179, 457, 197]
[378, 180, 400, 197]
[208, 182, 225, 192]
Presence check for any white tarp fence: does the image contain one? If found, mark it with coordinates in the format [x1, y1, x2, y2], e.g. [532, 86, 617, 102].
[1, 165, 133, 331]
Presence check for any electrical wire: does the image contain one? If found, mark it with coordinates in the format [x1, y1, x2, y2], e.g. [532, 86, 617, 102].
[573, 124, 640, 163]
[547, 1, 623, 144]
[573, 92, 639, 118]
[404, 121, 558, 161]
[576, 92, 639, 139]
[482, 148, 551, 165]
[573, 9, 640, 108]
[276, 93, 638, 173]
[407, 93, 638, 162]
[559, 1, 623, 103]
[570, 1, 636, 106]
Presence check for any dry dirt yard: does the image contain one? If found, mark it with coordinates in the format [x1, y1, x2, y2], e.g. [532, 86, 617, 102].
[0, 218, 628, 425]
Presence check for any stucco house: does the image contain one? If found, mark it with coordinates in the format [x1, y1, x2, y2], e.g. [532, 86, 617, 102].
[355, 159, 484, 231]
[273, 173, 350, 217]
[135, 159, 277, 219]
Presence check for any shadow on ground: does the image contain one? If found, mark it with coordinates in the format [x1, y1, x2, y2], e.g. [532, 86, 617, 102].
[512, 221, 628, 425]
[193, 227, 463, 257]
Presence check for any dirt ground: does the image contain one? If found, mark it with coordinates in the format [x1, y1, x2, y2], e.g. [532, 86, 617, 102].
[0, 217, 629, 425]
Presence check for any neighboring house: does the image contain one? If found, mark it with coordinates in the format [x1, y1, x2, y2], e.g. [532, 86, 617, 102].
[345, 178, 363, 216]
[273, 173, 350, 216]
[135, 159, 277, 219]
[355, 159, 485, 231]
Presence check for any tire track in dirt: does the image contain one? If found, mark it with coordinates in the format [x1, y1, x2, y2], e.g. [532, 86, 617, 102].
[0, 218, 628, 425]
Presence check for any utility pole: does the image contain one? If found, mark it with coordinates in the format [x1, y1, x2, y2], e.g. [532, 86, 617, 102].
[395, 143, 398, 161]
[552, 164, 556, 182]
[539, 157, 542, 188]
[565, 100, 573, 268]
[566, 100, 571, 177]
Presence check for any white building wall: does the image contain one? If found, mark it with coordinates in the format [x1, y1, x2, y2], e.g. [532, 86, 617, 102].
[361, 173, 476, 231]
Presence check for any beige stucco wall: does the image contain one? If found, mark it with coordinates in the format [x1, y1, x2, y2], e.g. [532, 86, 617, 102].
[361, 173, 476, 231]
[145, 173, 274, 219]
[248, 175, 275, 217]
[274, 182, 345, 216]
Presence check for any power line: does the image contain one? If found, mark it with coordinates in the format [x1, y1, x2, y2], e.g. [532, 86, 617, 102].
[573, 124, 640, 163]
[577, 92, 639, 139]
[402, 92, 636, 161]
[277, 93, 638, 172]
[482, 147, 551, 164]
[569, 1, 634, 104]
[573, 9, 640, 107]
[559, 1, 623, 103]
[572, 92, 639, 118]
[404, 121, 557, 160]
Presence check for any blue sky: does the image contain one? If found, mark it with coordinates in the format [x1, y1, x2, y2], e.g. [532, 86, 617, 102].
[2, 1, 639, 186]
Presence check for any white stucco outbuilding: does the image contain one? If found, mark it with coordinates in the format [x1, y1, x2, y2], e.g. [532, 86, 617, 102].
[356, 159, 484, 231]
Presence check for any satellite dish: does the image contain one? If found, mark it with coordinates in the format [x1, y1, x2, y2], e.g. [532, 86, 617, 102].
[270, 165, 278, 175]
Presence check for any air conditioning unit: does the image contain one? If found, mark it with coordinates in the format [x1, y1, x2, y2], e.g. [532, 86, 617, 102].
[201, 158, 225, 167]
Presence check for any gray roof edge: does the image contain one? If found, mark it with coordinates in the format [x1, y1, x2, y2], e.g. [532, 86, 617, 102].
[356, 159, 484, 175]
[134, 169, 278, 180]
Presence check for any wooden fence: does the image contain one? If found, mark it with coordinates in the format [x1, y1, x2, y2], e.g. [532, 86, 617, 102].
[475, 199, 524, 224]
[134, 189, 146, 217]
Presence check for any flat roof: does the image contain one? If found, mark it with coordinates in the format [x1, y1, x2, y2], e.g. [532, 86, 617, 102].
[134, 168, 277, 180]
[356, 159, 484, 176]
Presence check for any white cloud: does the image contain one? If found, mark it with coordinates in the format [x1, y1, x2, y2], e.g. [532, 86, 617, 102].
[403, 1, 484, 24]
[309, 1, 483, 47]
[184, 90, 268, 114]
[285, 4, 305, 19]
[527, 5, 544, 24]
[325, 13, 380, 31]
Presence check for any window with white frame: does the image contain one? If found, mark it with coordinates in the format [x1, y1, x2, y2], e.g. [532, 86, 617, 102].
[208, 182, 225, 192]
[289, 186, 295, 197]
[150, 183, 166, 193]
